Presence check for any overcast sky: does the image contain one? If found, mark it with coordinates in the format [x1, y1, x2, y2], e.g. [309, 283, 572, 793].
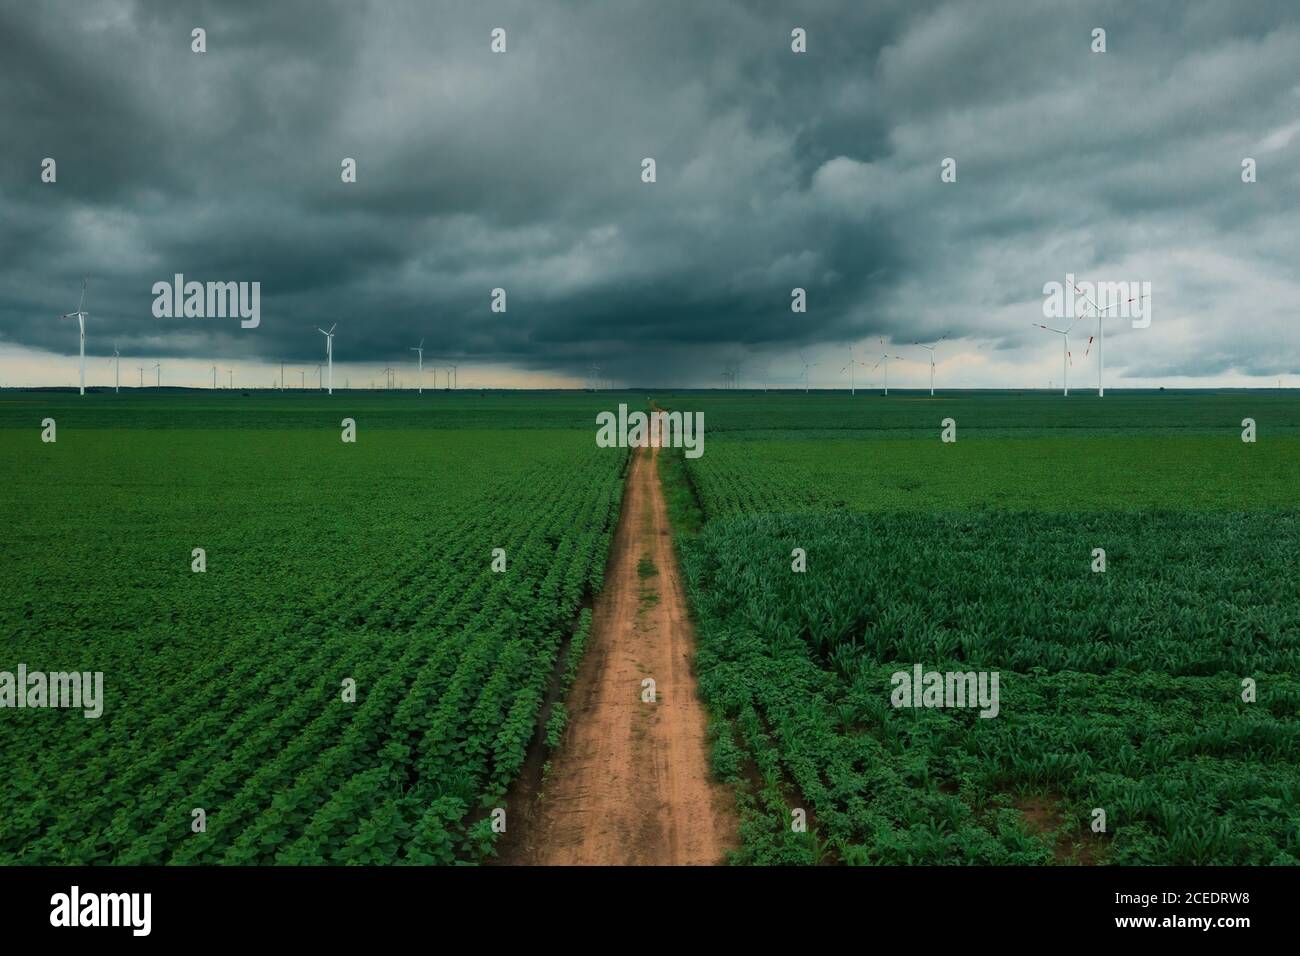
[1, 0, 1297, 389]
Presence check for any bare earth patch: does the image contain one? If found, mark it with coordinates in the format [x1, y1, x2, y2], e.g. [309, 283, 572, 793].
[506, 445, 737, 865]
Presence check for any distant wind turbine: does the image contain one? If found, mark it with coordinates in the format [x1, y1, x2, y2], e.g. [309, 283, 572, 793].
[137, 366, 145, 388]
[798, 351, 818, 394]
[1031, 321, 1076, 396]
[872, 340, 904, 395]
[57, 278, 89, 395]
[211, 365, 218, 389]
[446, 364, 458, 389]
[110, 342, 120, 393]
[410, 339, 425, 394]
[912, 334, 948, 397]
[1072, 284, 1149, 397]
[152, 362, 161, 387]
[840, 346, 867, 396]
[316, 323, 337, 395]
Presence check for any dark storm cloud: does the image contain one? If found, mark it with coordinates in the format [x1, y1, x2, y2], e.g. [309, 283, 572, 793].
[1, 0, 1297, 385]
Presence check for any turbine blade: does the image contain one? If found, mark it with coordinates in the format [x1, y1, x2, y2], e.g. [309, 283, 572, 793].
[1072, 285, 1103, 313]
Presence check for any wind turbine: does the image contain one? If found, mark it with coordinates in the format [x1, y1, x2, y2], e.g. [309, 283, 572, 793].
[299, 369, 305, 389]
[840, 346, 867, 396]
[137, 366, 145, 388]
[446, 364, 458, 389]
[57, 278, 89, 395]
[913, 334, 948, 397]
[1072, 284, 1149, 397]
[1031, 321, 1076, 396]
[380, 366, 394, 389]
[798, 351, 818, 394]
[410, 339, 425, 394]
[316, 323, 337, 395]
[152, 362, 161, 387]
[228, 369, 234, 389]
[211, 365, 218, 389]
[110, 342, 120, 393]
[872, 341, 905, 395]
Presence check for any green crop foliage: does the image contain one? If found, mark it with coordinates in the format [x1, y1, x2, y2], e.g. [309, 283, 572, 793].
[660, 390, 1300, 865]
[673, 502, 1299, 865]
[0, 417, 626, 864]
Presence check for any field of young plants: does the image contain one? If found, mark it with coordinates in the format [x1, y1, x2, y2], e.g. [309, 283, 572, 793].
[0, 392, 625, 864]
[665, 390, 1300, 864]
[2, 388, 1295, 867]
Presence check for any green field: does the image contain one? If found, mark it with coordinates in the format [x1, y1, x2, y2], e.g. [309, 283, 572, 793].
[663, 390, 1299, 864]
[0, 394, 625, 864]
[1, 388, 1296, 865]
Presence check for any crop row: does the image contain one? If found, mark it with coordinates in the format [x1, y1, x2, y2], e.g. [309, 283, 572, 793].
[680, 511, 1299, 865]
[0, 429, 626, 863]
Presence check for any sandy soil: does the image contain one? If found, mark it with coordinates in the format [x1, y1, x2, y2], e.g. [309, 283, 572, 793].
[507, 445, 736, 865]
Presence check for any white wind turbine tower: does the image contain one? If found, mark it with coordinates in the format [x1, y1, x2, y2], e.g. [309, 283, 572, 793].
[1030, 321, 1076, 396]
[410, 339, 425, 394]
[228, 369, 234, 389]
[446, 364, 458, 389]
[912, 333, 948, 397]
[1072, 284, 1148, 397]
[110, 342, 120, 393]
[137, 366, 145, 388]
[152, 362, 161, 387]
[872, 340, 905, 396]
[798, 351, 818, 394]
[57, 278, 89, 395]
[316, 323, 337, 395]
[840, 346, 867, 396]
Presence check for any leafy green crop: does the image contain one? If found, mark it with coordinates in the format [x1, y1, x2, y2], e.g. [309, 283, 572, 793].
[679, 510, 1299, 865]
[0, 424, 625, 864]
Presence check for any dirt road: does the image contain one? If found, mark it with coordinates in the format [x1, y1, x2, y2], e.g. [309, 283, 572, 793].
[507, 444, 736, 865]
